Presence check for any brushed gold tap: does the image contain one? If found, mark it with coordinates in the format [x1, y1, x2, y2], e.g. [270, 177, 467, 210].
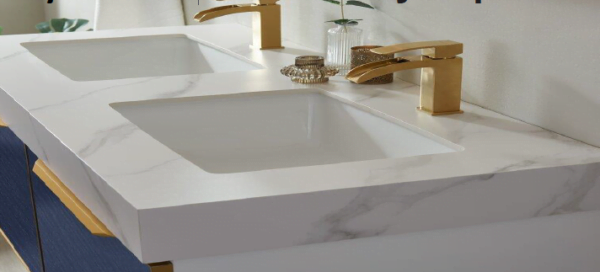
[194, 0, 283, 50]
[347, 40, 464, 115]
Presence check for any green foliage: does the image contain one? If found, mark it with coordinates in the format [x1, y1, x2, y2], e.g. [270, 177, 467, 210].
[345, 0, 374, 9]
[36, 18, 90, 33]
[326, 19, 362, 25]
[322, 0, 374, 25]
[35, 22, 52, 33]
[0, 26, 3, 35]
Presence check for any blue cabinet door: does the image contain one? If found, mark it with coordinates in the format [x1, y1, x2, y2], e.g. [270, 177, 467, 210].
[28, 150, 150, 272]
[0, 127, 42, 272]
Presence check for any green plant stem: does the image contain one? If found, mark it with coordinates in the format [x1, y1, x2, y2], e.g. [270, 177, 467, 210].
[341, 1, 347, 32]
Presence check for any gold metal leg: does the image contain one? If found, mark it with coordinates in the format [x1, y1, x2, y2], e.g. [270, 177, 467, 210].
[149, 261, 173, 272]
[0, 228, 31, 272]
[0, 115, 7, 127]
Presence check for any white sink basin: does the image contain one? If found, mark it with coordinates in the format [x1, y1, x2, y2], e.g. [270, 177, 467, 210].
[111, 90, 460, 173]
[22, 34, 262, 81]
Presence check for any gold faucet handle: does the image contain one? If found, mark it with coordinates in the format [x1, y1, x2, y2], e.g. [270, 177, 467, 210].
[371, 40, 463, 59]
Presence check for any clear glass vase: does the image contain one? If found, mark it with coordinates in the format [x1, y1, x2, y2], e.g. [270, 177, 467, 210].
[326, 23, 363, 76]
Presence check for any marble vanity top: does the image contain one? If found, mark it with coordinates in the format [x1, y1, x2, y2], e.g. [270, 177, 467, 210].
[1, 24, 600, 263]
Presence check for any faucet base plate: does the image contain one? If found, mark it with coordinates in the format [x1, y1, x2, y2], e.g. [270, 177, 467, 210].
[250, 44, 285, 50]
[417, 107, 464, 116]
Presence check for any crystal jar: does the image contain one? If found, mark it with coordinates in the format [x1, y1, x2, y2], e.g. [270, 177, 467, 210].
[326, 22, 363, 76]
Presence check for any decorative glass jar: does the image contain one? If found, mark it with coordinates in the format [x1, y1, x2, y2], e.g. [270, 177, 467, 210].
[280, 56, 339, 84]
[326, 22, 363, 76]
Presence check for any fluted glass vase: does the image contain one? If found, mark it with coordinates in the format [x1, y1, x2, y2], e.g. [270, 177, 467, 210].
[326, 23, 363, 76]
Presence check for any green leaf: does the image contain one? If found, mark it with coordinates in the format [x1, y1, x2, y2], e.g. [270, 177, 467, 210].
[0, 26, 3, 35]
[326, 19, 362, 25]
[35, 22, 53, 33]
[50, 18, 89, 32]
[68, 19, 90, 32]
[37, 18, 89, 33]
[322, 0, 341, 4]
[346, 0, 375, 9]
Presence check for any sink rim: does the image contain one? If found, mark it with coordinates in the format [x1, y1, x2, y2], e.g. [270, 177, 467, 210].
[110, 88, 465, 174]
[20, 33, 265, 81]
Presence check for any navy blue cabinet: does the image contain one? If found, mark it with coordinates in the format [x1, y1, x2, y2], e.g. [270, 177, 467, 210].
[28, 150, 150, 272]
[2, 125, 151, 272]
[0, 127, 42, 272]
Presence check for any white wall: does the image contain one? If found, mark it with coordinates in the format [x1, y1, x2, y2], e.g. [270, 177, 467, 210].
[0, 0, 45, 34]
[44, 0, 96, 27]
[189, 0, 600, 148]
[176, 211, 600, 272]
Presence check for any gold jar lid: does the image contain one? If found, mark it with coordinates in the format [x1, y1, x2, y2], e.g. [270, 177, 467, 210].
[295, 56, 325, 68]
[281, 56, 339, 84]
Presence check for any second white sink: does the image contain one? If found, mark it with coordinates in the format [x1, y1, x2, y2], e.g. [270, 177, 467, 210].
[111, 90, 460, 173]
[22, 34, 262, 81]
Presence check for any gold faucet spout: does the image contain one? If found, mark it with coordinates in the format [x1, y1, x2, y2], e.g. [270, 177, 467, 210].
[346, 56, 425, 84]
[347, 41, 464, 116]
[194, 0, 283, 50]
[194, 4, 258, 22]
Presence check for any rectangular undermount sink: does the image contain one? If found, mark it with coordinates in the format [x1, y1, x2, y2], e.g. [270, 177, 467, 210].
[21, 34, 262, 81]
[111, 90, 460, 173]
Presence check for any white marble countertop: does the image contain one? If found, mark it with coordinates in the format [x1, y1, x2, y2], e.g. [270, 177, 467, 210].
[1, 24, 600, 263]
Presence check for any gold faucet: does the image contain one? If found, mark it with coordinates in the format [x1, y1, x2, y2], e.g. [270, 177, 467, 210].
[347, 41, 464, 115]
[194, 0, 283, 50]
